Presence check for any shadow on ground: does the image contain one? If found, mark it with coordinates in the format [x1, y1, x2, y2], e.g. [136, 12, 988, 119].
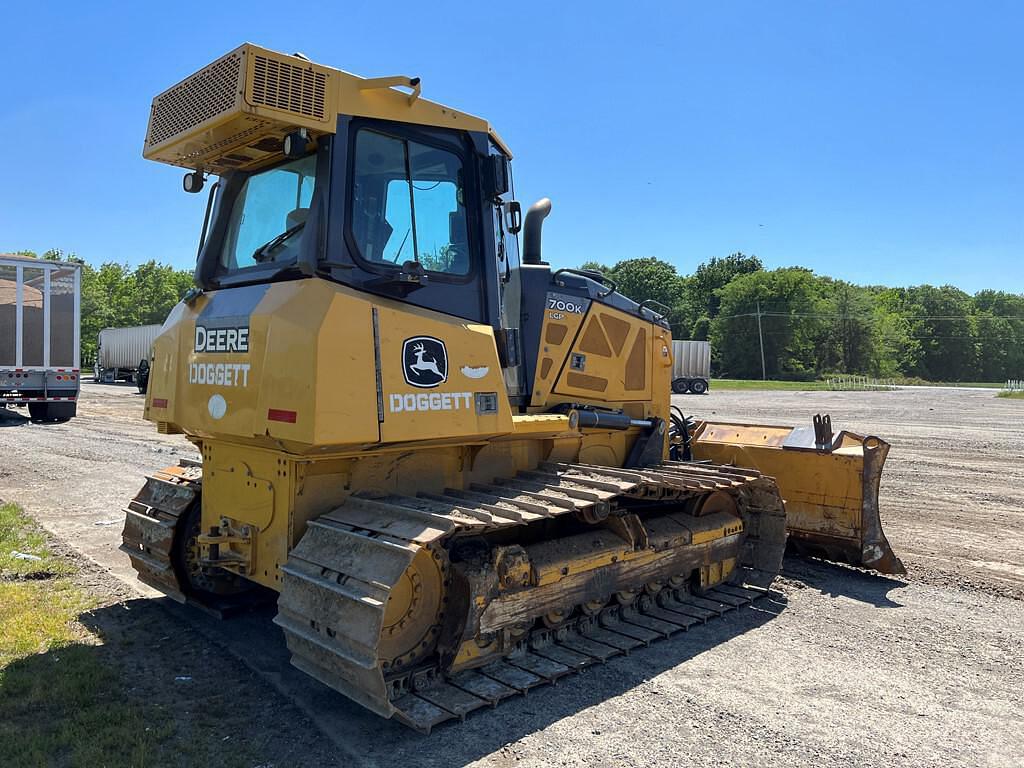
[782, 554, 908, 608]
[0, 408, 29, 427]
[42, 586, 789, 767]
[1, 588, 349, 768]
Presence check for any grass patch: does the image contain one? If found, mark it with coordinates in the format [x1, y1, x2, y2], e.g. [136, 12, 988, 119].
[0, 593, 174, 766]
[894, 379, 1004, 388]
[712, 379, 829, 391]
[0, 503, 268, 768]
[0, 502, 75, 578]
[997, 391, 1024, 399]
[0, 571, 172, 766]
[0, 580, 95, 665]
[0, 504, 168, 765]
[705, 378, 1007, 392]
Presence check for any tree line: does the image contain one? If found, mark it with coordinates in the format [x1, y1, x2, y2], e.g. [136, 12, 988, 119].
[581, 254, 1024, 382]
[13, 250, 193, 366]
[13, 248, 1021, 382]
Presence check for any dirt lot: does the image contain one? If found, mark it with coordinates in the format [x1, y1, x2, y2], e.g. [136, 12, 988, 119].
[1, 382, 1022, 767]
[693, 386, 1024, 600]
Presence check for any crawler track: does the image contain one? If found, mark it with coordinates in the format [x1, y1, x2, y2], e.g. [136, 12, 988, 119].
[122, 459, 786, 732]
[273, 461, 787, 732]
[120, 461, 203, 602]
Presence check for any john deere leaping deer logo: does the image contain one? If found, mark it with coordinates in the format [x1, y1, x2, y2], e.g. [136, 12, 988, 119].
[402, 336, 448, 388]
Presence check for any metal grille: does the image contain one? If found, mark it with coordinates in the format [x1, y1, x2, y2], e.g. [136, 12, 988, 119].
[250, 55, 327, 119]
[147, 53, 242, 147]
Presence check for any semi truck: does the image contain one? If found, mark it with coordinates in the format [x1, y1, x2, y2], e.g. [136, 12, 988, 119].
[95, 324, 162, 387]
[0, 254, 81, 422]
[671, 340, 711, 394]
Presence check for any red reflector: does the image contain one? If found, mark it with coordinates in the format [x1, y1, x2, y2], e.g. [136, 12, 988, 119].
[268, 408, 297, 424]
[152, 398, 168, 408]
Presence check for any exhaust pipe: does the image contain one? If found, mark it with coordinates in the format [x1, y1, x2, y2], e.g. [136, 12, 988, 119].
[522, 198, 552, 265]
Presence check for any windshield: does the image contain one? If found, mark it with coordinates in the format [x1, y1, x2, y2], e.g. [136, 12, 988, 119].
[219, 154, 316, 272]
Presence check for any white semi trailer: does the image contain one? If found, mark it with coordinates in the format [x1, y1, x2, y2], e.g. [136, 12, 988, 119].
[95, 324, 162, 385]
[671, 339, 711, 394]
[0, 254, 81, 422]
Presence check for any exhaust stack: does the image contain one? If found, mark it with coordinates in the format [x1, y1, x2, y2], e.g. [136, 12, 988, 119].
[522, 198, 552, 265]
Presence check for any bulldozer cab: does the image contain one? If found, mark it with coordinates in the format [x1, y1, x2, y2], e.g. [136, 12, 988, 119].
[149, 44, 668, 416]
[193, 118, 526, 398]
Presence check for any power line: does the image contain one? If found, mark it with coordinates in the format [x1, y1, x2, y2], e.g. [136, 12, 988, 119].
[714, 312, 1024, 321]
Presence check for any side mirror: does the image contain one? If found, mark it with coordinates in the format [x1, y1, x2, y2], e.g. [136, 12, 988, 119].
[483, 154, 510, 200]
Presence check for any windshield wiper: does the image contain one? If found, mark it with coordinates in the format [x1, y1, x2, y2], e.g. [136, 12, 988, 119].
[251, 221, 306, 263]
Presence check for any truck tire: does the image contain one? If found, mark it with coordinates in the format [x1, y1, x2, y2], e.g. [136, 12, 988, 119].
[689, 378, 708, 394]
[671, 378, 690, 394]
[28, 402, 76, 423]
[137, 359, 150, 394]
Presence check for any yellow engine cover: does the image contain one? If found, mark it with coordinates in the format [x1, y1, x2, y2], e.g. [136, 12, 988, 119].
[145, 278, 514, 453]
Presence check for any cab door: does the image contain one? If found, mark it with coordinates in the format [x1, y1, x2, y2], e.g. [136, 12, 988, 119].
[330, 117, 488, 324]
[490, 164, 525, 401]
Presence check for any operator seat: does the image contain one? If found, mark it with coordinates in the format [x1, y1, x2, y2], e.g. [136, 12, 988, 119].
[287, 207, 310, 230]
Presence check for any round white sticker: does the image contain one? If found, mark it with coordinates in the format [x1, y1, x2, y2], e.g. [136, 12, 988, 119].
[208, 394, 227, 420]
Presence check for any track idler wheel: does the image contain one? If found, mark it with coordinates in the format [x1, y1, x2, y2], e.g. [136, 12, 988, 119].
[172, 502, 252, 600]
[379, 547, 448, 673]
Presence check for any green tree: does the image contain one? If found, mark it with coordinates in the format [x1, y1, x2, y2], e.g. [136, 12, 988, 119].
[900, 285, 977, 380]
[816, 280, 876, 374]
[572, 254, 1021, 382]
[973, 290, 1024, 380]
[871, 289, 921, 377]
[685, 252, 763, 321]
[600, 257, 686, 308]
[579, 260, 613, 275]
[711, 268, 824, 379]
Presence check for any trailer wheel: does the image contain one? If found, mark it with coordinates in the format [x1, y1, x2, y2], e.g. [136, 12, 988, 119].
[671, 378, 690, 394]
[689, 378, 708, 395]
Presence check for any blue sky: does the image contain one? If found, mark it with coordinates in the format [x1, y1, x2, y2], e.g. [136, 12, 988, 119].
[1, 1, 1020, 293]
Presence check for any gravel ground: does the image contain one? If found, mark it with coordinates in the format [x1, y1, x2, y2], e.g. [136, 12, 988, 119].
[0, 382, 1022, 767]
[687, 386, 1024, 600]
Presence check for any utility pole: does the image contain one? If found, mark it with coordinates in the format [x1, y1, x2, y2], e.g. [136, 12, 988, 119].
[756, 300, 766, 380]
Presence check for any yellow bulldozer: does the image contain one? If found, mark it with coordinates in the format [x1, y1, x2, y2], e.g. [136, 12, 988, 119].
[122, 44, 903, 732]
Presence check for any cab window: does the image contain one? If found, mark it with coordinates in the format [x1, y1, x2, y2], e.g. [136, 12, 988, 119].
[219, 154, 316, 272]
[350, 130, 471, 276]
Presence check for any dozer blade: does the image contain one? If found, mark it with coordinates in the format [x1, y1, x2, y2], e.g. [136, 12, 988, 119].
[689, 419, 906, 575]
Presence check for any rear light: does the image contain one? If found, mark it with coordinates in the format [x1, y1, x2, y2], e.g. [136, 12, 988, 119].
[268, 408, 297, 424]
